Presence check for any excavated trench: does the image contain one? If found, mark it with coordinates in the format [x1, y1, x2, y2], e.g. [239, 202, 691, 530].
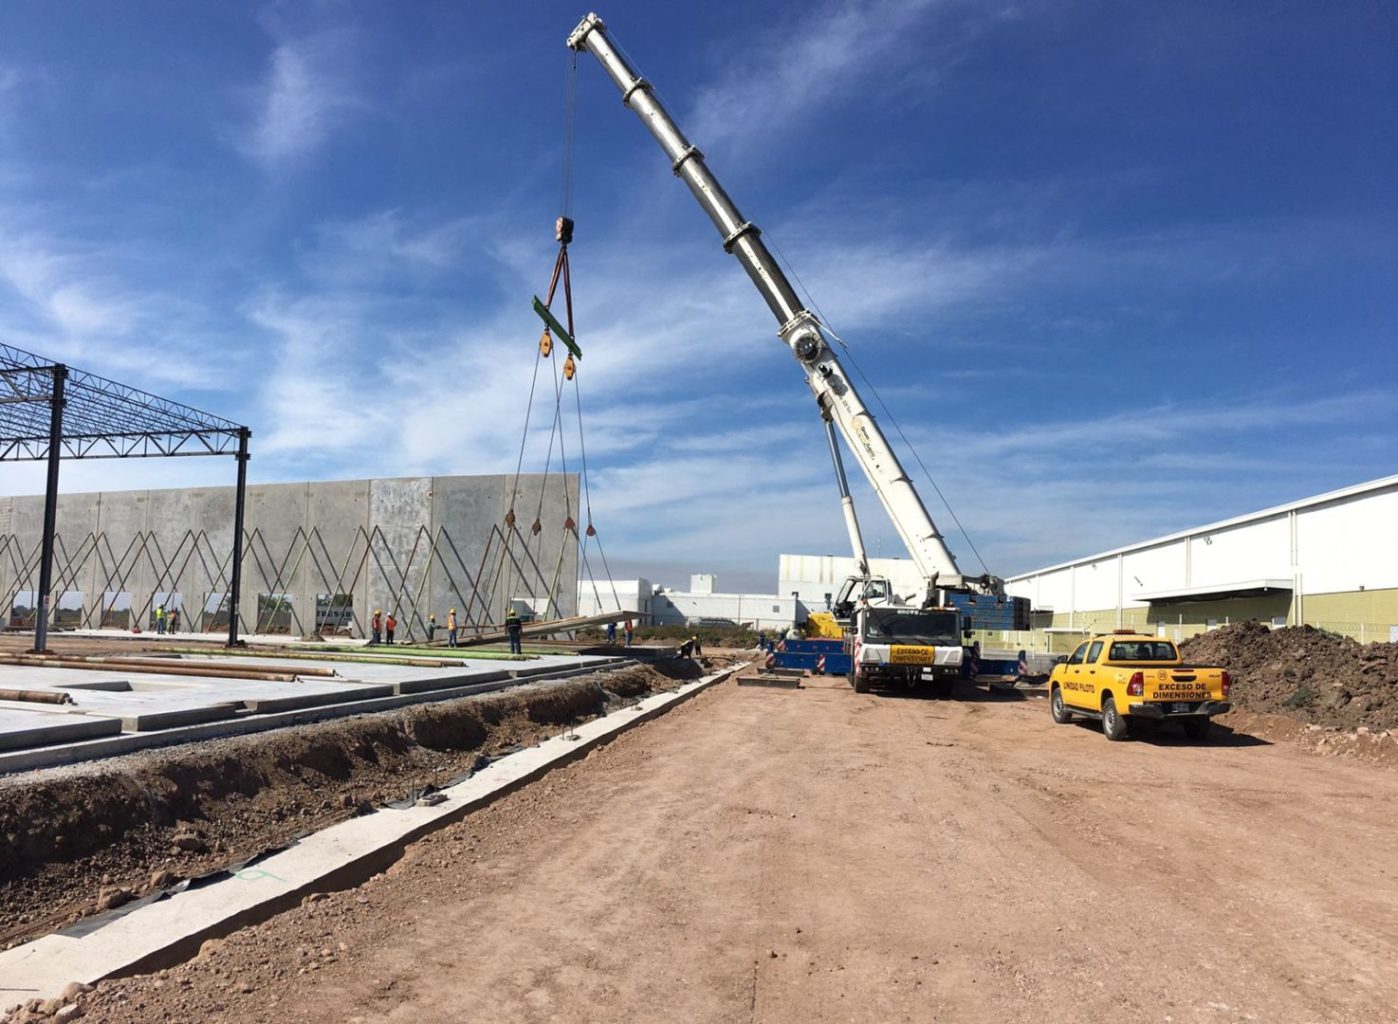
[0, 660, 704, 949]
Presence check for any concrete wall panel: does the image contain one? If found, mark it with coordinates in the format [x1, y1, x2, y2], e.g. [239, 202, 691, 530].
[2, 474, 577, 641]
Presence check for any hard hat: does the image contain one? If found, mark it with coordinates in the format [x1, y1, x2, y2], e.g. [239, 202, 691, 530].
[375, 608, 381, 614]
[450, 607, 456, 613]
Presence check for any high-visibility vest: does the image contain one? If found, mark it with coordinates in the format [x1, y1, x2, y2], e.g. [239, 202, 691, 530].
[448, 613, 456, 629]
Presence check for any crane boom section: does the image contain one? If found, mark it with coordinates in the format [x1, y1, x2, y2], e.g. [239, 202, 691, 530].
[568, 13, 965, 587]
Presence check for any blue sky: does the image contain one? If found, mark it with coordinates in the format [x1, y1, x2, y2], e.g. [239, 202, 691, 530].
[1, 0, 1394, 592]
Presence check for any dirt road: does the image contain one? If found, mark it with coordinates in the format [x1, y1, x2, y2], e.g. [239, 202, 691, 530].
[61, 677, 1398, 1024]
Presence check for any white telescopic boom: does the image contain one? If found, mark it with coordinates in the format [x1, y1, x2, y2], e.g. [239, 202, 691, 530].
[568, 12, 966, 587]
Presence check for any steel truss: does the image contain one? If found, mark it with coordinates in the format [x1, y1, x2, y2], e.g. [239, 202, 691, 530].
[0, 343, 251, 651]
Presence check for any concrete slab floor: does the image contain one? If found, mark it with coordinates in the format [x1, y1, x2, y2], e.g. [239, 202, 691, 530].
[0, 654, 627, 759]
[0, 704, 123, 751]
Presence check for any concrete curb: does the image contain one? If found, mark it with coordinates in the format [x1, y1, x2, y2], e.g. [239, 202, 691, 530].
[0, 665, 737, 1002]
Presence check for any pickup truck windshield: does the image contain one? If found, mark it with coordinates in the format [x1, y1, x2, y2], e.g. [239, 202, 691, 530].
[866, 610, 960, 646]
[1108, 640, 1178, 662]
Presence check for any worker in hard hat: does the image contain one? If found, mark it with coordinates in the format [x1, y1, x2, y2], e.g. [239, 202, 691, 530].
[505, 605, 523, 655]
[385, 611, 396, 645]
[427, 612, 437, 644]
[370, 609, 382, 646]
[692, 634, 703, 658]
[447, 608, 458, 648]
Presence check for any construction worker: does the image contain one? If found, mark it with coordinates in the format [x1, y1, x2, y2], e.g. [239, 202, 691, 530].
[370, 609, 382, 646]
[677, 637, 695, 659]
[168, 607, 181, 633]
[505, 605, 523, 655]
[606, 621, 617, 645]
[385, 612, 396, 645]
[427, 613, 437, 643]
[155, 604, 166, 635]
[447, 608, 458, 648]
[624, 617, 634, 648]
[693, 634, 703, 657]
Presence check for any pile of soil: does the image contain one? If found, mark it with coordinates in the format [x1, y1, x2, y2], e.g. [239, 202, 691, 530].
[0, 662, 693, 949]
[1181, 621, 1398, 731]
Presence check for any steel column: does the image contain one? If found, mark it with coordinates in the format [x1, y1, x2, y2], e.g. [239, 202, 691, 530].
[226, 427, 250, 647]
[32, 365, 67, 653]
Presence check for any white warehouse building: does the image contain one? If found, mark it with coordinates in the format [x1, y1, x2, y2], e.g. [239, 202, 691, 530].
[1006, 473, 1398, 653]
[577, 574, 799, 631]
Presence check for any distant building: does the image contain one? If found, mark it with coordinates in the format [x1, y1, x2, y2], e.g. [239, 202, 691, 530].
[577, 573, 798, 631]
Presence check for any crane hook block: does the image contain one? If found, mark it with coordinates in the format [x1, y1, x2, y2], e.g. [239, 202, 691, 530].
[563, 353, 577, 380]
[556, 216, 574, 244]
[539, 328, 553, 357]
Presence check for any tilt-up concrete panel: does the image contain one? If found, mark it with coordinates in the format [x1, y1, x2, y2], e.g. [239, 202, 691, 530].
[431, 474, 506, 631]
[242, 482, 311, 636]
[368, 477, 433, 637]
[146, 485, 235, 632]
[305, 480, 370, 635]
[497, 473, 580, 621]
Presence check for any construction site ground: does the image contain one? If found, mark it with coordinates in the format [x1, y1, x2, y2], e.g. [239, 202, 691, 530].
[9, 654, 1397, 1024]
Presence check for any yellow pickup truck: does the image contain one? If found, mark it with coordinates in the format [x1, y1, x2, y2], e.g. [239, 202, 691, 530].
[1049, 631, 1231, 741]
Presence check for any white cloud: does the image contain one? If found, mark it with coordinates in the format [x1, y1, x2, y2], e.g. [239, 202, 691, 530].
[236, 29, 363, 167]
[0, 212, 223, 389]
[297, 210, 476, 284]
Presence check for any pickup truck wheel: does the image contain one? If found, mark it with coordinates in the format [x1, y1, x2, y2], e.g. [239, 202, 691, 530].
[1050, 686, 1073, 724]
[1181, 717, 1212, 741]
[1102, 696, 1130, 741]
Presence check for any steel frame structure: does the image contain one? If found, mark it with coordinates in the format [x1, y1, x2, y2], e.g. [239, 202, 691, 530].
[0, 343, 250, 651]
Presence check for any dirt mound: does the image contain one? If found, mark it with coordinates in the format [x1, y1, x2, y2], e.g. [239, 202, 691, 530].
[0, 664, 680, 948]
[1181, 621, 1398, 731]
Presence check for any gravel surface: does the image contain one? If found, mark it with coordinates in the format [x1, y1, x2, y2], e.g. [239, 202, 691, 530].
[11, 674, 1398, 1023]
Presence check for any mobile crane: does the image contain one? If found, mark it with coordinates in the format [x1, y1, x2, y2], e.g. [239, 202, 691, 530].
[568, 13, 1029, 692]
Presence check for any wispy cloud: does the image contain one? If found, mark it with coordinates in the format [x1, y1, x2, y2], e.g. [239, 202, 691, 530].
[684, 0, 1019, 159]
[236, 27, 363, 167]
[296, 209, 476, 284]
[0, 210, 222, 388]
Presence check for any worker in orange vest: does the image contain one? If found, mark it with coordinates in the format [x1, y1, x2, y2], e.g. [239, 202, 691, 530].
[447, 608, 458, 647]
[385, 612, 396, 645]
[370, 609, 382, 645]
